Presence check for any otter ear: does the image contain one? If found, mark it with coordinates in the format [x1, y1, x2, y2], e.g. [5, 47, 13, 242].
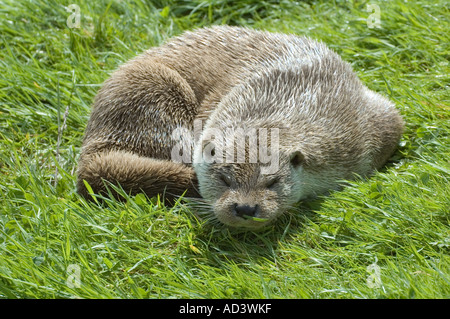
[203, 141, 216, 161]
[289, 151, 304, 168]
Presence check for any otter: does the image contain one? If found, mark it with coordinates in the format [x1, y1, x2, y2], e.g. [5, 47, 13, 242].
[77, 26, 403, 228]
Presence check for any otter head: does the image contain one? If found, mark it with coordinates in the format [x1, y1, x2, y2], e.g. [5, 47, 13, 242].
[193, 126, 307, 229]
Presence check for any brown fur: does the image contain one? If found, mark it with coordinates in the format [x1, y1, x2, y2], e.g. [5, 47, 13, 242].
[77, 26, 403, 227]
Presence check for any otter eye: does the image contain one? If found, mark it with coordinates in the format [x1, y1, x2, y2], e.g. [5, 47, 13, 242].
[220, 174, 232, 187]
[266, 177, 279, 189]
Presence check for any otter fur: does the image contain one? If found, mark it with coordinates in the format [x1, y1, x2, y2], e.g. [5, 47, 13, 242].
[77, 26, 403, 228]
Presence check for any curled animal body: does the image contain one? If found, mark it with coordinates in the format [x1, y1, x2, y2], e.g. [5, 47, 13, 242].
[77, 26, 403, 228]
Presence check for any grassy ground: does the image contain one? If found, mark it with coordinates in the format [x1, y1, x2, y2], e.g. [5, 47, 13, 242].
[0, 0, 448, 299]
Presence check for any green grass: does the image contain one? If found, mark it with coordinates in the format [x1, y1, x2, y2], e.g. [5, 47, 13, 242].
[0, 0, 449, 299]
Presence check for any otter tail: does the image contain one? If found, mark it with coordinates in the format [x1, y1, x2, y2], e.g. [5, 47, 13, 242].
[77, 150, 200, 202]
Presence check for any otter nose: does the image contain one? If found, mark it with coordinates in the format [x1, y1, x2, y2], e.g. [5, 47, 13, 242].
[233, 204, 259, 218]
